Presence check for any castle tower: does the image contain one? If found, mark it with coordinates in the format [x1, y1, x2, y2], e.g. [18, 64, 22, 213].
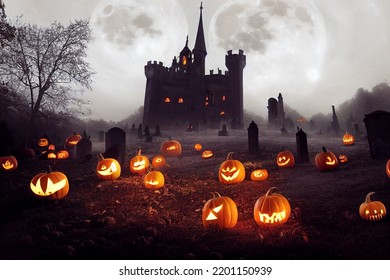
[178, 36, 192, 72]
[192, 3, 207, 76]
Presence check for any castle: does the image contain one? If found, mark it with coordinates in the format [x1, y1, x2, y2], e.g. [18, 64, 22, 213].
[142, 4, 246, 130]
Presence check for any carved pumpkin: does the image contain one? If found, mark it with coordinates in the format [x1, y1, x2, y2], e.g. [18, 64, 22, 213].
[250, 168, 269, 181]
[97, 154, 121, 180]
[194, 143, 202, 152]
[144, 170, 165, 190]
[38, 136, 49, 147]
[56, 150, 69, 159]
[359, 192, 386, 221]
[65, 132, 82, 148]
[0, 155, 18, 171]
[338, 154, 348, 163]
[315, 146, 338, 171]
[130, 149, 150, 175]
[276, 150, 295, 168]
[218, 152, 245, 184]
[201, 150, 213, 159]
[48, 144, 55, 151]
[152, 154, 166, 170]
[160, 139, 182, 157]
[47, 152, 57, 159]
[342, 132, 355, 146]
[202, 192, 238, 229]
[386, 159, 390, 179]
[30, 166, 69, 200]
[254, 187, 291, 226]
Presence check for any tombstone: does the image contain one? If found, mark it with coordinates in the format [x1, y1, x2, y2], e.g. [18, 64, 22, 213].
[98, 131, 104, 142]
[105, 127, 126, 165]
[267, 98, 278, 127]
[330, 105, 340, 135]
[363, 110, 390, 159]
[144, 125, 153, 142]
[137, 124, 143, 139]
[154, 125, 161, 137]
[296, 128, 309, 163]
[353, 123, 360, 135]
[76, 137, 92, 161]
[247, 121, 259, 155]
[218, 124, 228, 136]
[130, 123, 136, 134]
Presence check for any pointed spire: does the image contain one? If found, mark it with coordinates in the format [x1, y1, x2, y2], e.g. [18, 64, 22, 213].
[193, 2, 207, 55]
[185, 35, 188, 47]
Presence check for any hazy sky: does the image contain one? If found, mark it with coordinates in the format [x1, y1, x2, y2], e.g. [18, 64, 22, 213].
[4, 0, 390, 121]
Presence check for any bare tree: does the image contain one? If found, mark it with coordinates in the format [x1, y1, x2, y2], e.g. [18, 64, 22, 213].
[0, 19, 94, 137]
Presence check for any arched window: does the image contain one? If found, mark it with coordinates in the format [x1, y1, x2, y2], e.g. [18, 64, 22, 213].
[182, 56, 187, 65]
[165, 97, 171, 103]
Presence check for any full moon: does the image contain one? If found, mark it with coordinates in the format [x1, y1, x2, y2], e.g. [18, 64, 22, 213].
[208, 0, 327, 116]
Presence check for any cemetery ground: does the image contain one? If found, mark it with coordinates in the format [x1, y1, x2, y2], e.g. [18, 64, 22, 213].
[0, 127, 389, 260]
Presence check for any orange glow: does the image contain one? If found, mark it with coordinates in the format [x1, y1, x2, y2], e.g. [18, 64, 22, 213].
[182, 56, 187, 65]
[178, 98, 184, 103]
[165, 97, 170, 103]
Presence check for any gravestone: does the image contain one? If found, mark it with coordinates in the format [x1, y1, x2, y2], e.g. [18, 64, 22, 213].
[105, 127, 126, 165]
[363, 110, 390, 159]
[77, 137, 92, 161]
[144, 125, 153, 142]
[218, 124, 228, 136]
[154, 125, 161, 137]
[247, 121, 259, 155]
[330, 105, 340, 135]
[296, 128, 309, 163]
[267, 98, 278, 127]
[137, 124, 143, 139]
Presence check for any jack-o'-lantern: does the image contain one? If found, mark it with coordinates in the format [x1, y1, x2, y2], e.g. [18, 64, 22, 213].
[47, 152, 57, 159]
[194, 143, 202, 152]
[201, 150, 213, 159]
[218, 152, 245, 184]
[254, 187, 291, 226]
[30, 166, 69, 200]
[38, 136, 49, 147]
[250, 168, 269, 181]
[48, 144, 55, 151]
[202, 192, 238, 229]
[386, 159, 390, 179]
[151, 154, 166, 170]
[0, 156, 18, 171]
[338, 154, 348, 163]
[343, 132, 355, 146]
[276, 150, 295, 168]
[160, 138, 182, 157]
[56, 150, 69, 159]
[315, 146, 338, 171]
[65, 132, 82, 148]
[144, 170, 165, 190]
[96, 154, 121, 180]
[130, 149, 150, 175]
[359, 192, 386, 221]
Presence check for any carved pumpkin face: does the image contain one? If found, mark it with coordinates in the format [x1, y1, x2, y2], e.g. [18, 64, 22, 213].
[254, 187, 291, 226]
[343, 132, 355, 146]
[30, 168, 69, 200]
[38, 137, 49, 147]
[386, 159, 390, 179]
[276, 150, 295, 168]
[0, 156, 18, 171]
[56, 150, 69, 159]
[202, 193, 238, 229]
[130, 149, 150, 175]
[315, 146, 338, 171]
[47, 152, 57, 159]
[250, 169, 268, 181]
[65, 132, 81, 148]
[194, 143, 202, 152]
[338, 154, 348, 163]
[160, 139, 182, 157]
[97, 155, 121, 180]
[218, 152, 245, 184]
[144, 170, 165, 190]
[201, 150, 213, 159]
[359, 192, 386, 221]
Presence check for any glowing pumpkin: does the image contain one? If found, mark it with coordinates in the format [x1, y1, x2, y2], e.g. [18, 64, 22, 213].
[342, 132, 355, 146]
[97, 154, 121, 180]
[194, 143, 202, 152]
[160, 139, 182, 157]
[201, 150, 213, 159]
[359, 192, 386, 221]
[130, 149, 150, 175]
[202, 192, 238, 229]
[218, 152, 245, 184]
[47, 152, 57, 159]
[386, 159, 390, 179]
[48, 144, 55, 151]
[276, 150, 295, 168]
[254, 187, 291, 226]
[38, 136, 49, 147]
[56, 150, 69, 159]
[65, 132, 82, 148]
[250, 168, 269, 181]
[0, 156, 18, 171]
[30, 166, 69, 200]
[338, 154, 348, 163]
[151, 154, 166, 170]
[315, 146, 338, 171]
[144, 170, 165, 190]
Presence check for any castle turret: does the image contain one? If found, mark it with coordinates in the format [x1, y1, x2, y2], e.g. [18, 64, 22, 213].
[192, 3, 207, 76]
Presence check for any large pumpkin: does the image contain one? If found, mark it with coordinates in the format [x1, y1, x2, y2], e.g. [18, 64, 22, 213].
[30, 166, 69, 200]
[96, 154, 121, 180]
[160, 139, 182, 157]
[202, 192, 238, 229]
[218, 152, 245, 184]
[144, 170, 165, 190]
[250, 168, 269, 181]
[315, 146, 338, 171]
[386, 159, 390, 179]
[65, 132, 82, 148]
[359, 192, 386, 221]
[130, 149, 150, 175]
[342, 132, 355, 146]
[0, 155, 18, 171]
[276, 150, 295, 168]
[254, 187, 291, 226]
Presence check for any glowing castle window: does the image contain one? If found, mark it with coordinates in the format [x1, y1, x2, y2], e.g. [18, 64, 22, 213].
[222, 95, 226, 101]
[178, 98, 184, 103]
[182, 56, 187, 65]
[165, 97, 171, 103]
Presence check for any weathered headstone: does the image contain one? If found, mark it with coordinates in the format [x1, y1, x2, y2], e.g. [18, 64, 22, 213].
[154, 125, 161, 137]
[330, 105, 340, 135]
[77, 137, 92, 161]
[296, 128, 309, 163]
[363, 110, 390, 159]
[247, 121, 259, 155]
[267, 98, 278, 127]
[218, 124, 228, 136]
[105, 127, 126, 165]
[144, 125, 153, 142]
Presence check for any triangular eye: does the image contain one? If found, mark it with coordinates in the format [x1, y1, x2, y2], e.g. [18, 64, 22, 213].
[101, 165, 107, 170]
[213, 204, 223, 213]
[206, 212, 218, 220]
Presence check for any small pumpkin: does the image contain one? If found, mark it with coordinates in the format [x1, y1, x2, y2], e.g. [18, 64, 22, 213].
[152, 154, 166, 170]
[30, 166, 69, 200]
[65, 132, 82, 148]
[276, 150, 295, 168]
[359, 192, 386, 221]
[48, 144, 56, 151]
[47, 152, 57, 159]
[144, 170, 165, 190]
[386, 159, 390, 179]
[160, 138, 182, 157]
[194, 143, 202, 152]
[130, 149, 150, 175]
[218, 152, 245, 184]
[202, 192, 238, 229]
[338, 154, 348, 163]
[96, 154, 121, 180]
[250, 168, 269, 181]
[38, 136, 49, 147]
[343, 132, 355, 146]
[315, 146, 338, 171]
[56, 150, 69, 159]
[254, 187, 291, 226]
[0, 155, 18, 171]
[201, 150, 213, 159]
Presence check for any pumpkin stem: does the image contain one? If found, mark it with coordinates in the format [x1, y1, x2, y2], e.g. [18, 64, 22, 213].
[98, 154, 105, 161]
[226, 152, 235, 160]
[265, 187, 278, 196]
[137, 149, 142, 156]
[365, 192, 375, 203]
[321, 146, 327, 152]
[47, 165, 52, 173]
